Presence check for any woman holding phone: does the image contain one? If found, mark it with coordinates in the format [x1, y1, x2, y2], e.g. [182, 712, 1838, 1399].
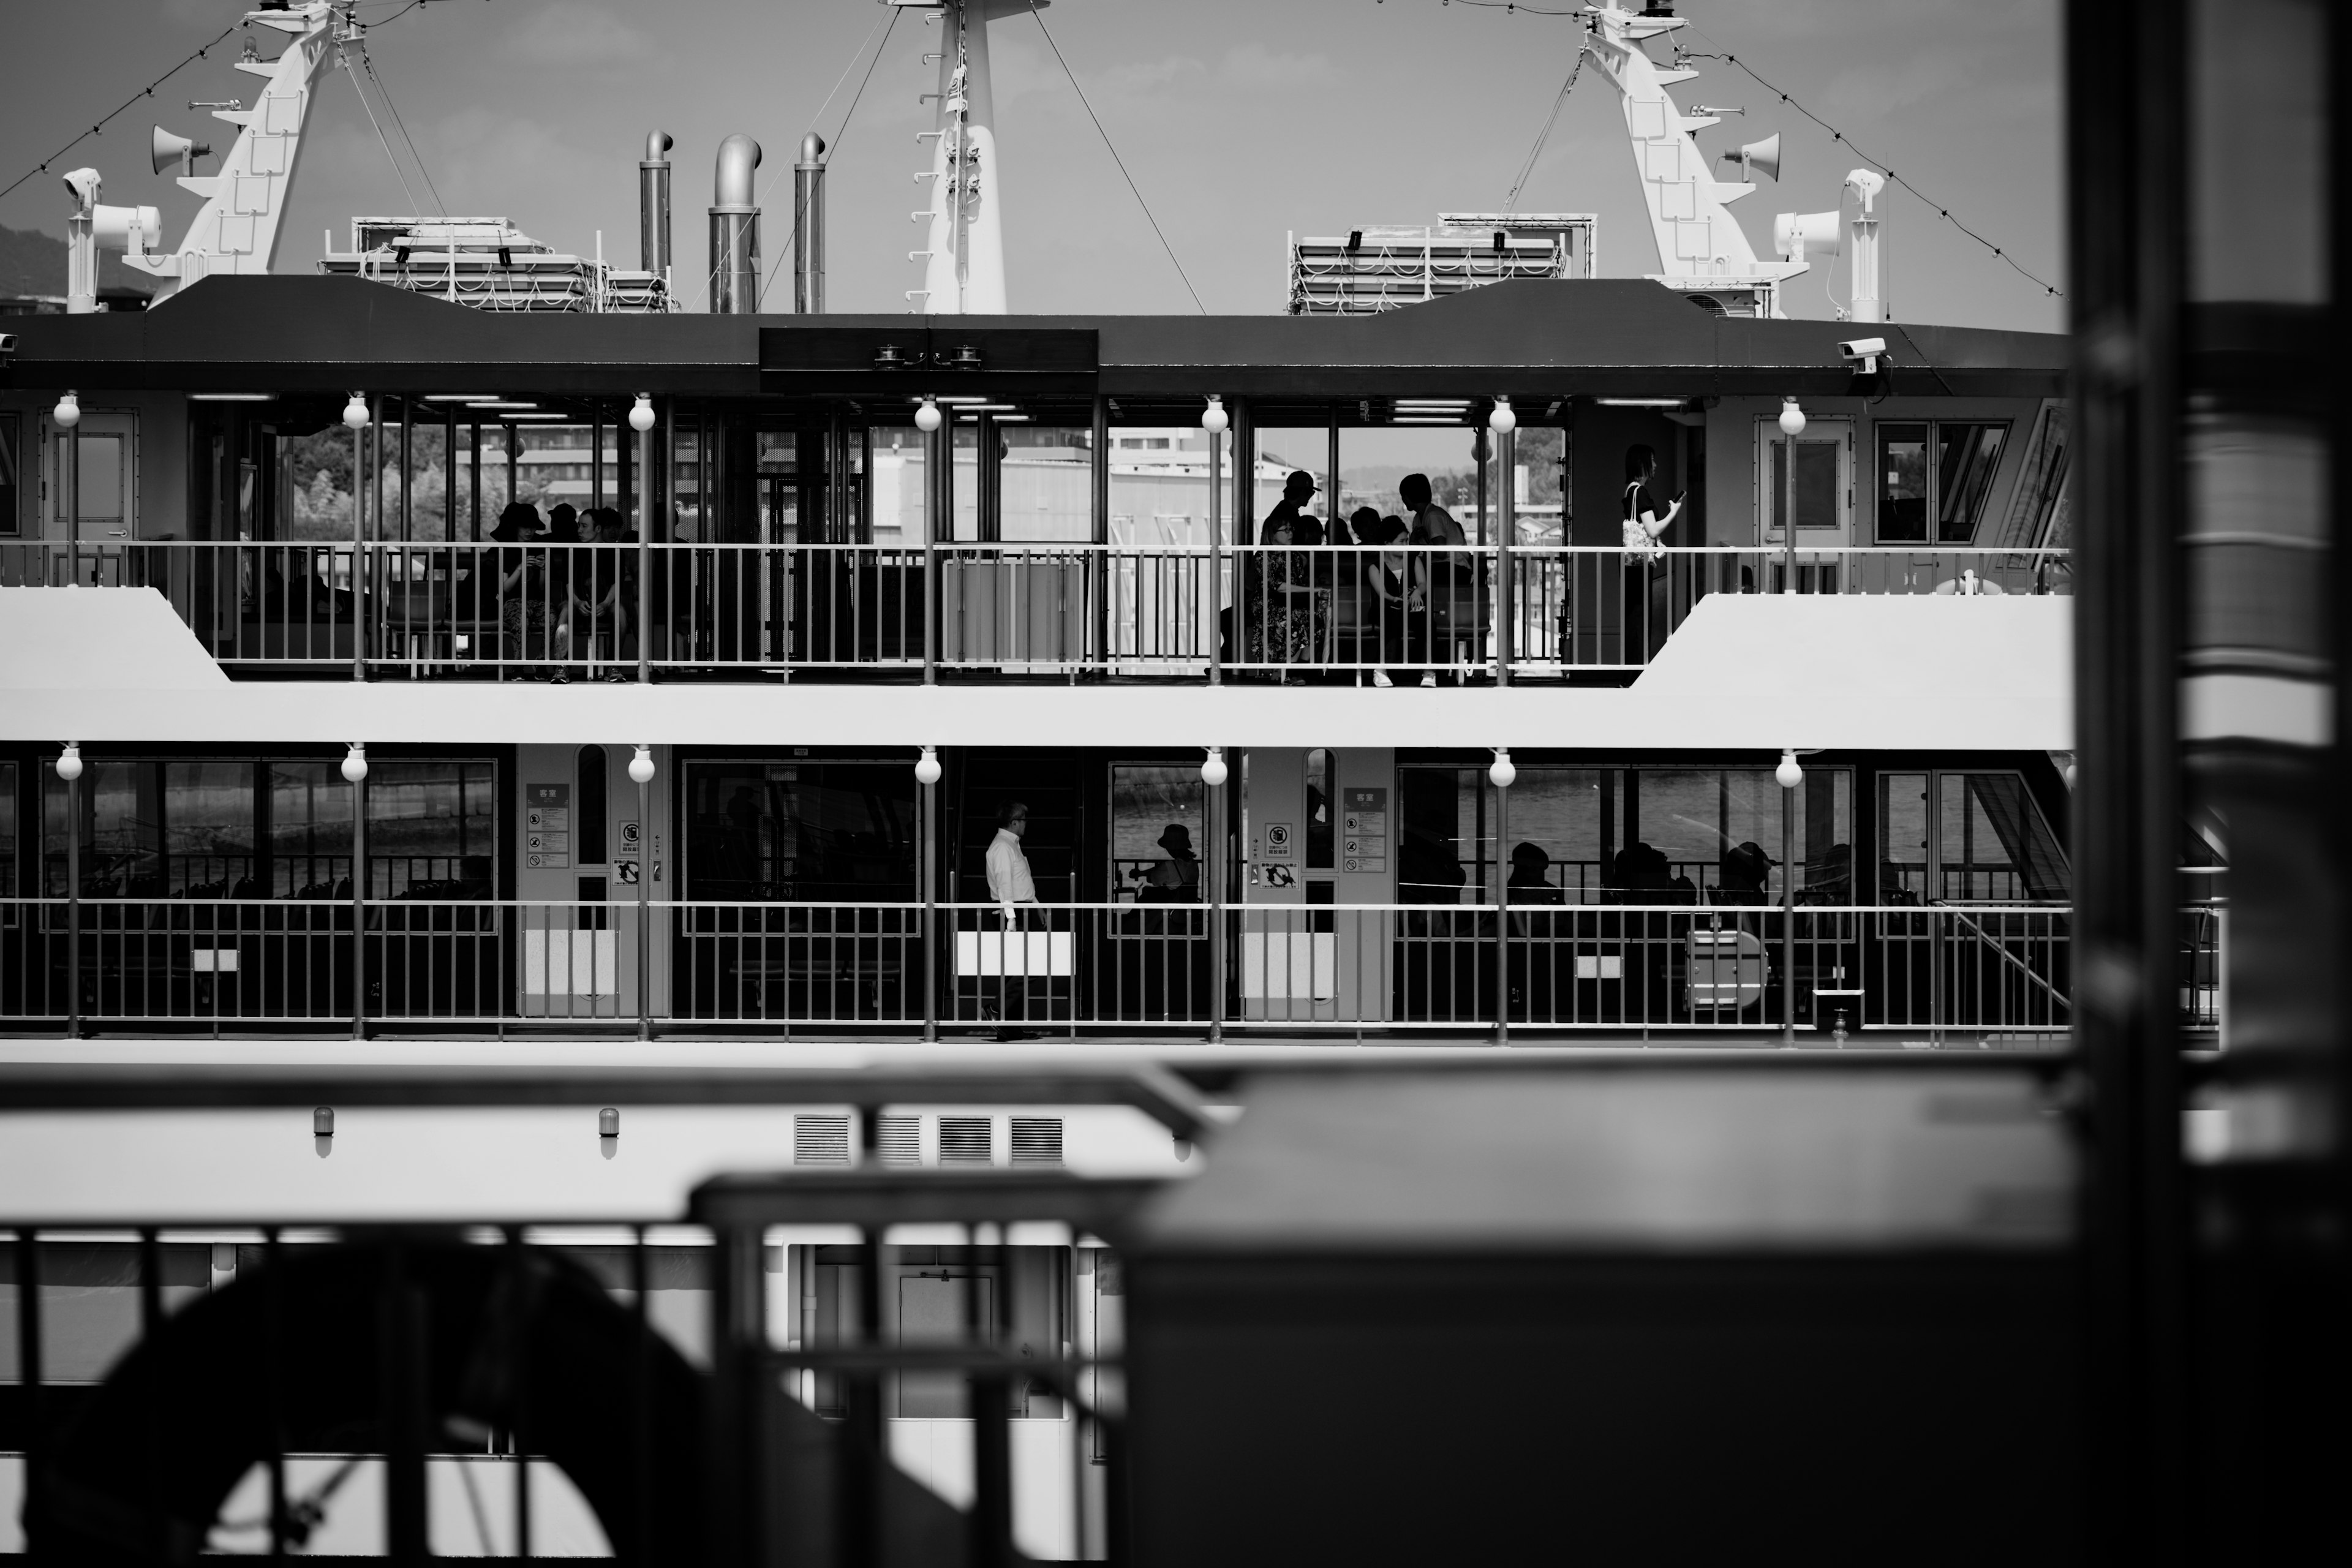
[1621, 445, 1684, 663]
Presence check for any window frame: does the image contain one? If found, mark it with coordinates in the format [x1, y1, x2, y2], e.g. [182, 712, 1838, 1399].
[1871, 419, 2012, 546]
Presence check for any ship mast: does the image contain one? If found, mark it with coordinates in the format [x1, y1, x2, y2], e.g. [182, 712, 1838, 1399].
[908, 0, 1027, 315]
[1582, 1, 1807, 316]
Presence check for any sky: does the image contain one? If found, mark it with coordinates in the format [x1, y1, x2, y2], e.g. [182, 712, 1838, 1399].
[0, 0, 2063, 331]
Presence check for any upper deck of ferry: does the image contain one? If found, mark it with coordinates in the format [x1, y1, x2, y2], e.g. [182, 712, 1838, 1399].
[0, 273, 2071, 716]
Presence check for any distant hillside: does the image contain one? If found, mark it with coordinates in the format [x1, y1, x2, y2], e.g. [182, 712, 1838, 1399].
[0, 222, 153, 301]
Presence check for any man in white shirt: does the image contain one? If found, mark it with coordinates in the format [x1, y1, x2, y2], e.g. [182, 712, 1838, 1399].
[983, 801, 1039, 1038]
[986, 801, 1037, 920]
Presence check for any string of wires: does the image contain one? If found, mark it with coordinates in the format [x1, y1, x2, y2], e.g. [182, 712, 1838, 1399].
[0, 0, 458, 208]
[1502, 40, 1588, 213]
[0, 23, 243, 204]
[1387, 0, 2062, 300]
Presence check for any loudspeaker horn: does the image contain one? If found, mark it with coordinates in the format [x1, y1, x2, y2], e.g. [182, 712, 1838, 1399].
[1717, 133, 1781, 183]
[151, 125, 211, 178]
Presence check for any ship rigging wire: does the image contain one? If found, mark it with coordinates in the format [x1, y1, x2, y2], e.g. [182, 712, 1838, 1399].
[361, 51, 448, 219]
[1025, 1, 1207, 315]
[1386, 0, 2063, 301]
[749, 4, 902, 311]
[1502, 40, 1588, 214]
[340, 45, 424, 217]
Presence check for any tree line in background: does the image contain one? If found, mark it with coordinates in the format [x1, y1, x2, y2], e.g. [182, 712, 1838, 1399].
[278, 426, 552, 540]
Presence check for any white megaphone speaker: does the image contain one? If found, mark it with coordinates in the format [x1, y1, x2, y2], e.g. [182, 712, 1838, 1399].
[1774, 210, 1842, 261]
[152, 125, 211, 178]
[1718, 133, 1780, 183]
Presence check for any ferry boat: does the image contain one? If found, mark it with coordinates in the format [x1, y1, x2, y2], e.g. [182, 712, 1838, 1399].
[0, 2, 2151, 1559]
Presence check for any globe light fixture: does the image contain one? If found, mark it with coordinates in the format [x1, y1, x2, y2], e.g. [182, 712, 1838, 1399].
[342, 743, 368, 785]
[55, 742, 83, 782]
[343, 392, 370, 430]
[1776, 749, 1804, 790]
[628, 745, 656, 785]
[1779, 397, 1807, 437]
[1202, 394, 1228, 434]
[1200, 747, 1228, 788]
[1488, 395, 1516, 435]
[914, 396, 943, 434]
[627, 394, 656, 434]
[1489, 748, 1516, 790]
[914, 747, 943, 786]
[52, 392, 80, 430]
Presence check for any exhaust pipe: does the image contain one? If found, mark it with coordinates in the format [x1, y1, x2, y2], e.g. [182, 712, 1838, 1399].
[793, 132, 826, 315]
[709, 134, 761, 314]
[639, 130, 673, 284]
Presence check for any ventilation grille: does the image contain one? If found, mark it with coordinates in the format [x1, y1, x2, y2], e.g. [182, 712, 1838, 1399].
[877, 1115, 920, 1167]
[794, 1114, 850, 1167]
[938, 1117, 994, 1166]
[1010, 1117, 1065, 1167]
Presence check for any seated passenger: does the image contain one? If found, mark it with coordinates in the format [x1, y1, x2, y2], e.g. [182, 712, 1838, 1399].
[1507, 842, 1566, 905]
[1137, 824, 1202, 905]
[1716, 841, 1773, 905]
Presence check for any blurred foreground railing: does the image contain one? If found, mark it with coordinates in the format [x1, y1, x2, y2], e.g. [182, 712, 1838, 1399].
[0, 541, 2071, 682]
[0, 896, 2163, 1040]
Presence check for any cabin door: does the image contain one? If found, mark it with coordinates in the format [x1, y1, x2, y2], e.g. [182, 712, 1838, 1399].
[1757, 416, 1854, 586]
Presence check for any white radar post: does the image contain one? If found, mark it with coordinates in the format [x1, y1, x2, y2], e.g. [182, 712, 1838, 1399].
[1582, 1, 1807, 317]
[121, 1, 341, 303]
[900, 0, 1035, 315]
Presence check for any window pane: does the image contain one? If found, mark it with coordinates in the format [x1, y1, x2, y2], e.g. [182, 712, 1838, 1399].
[1936, 423, 2008, 543]
[1879, 772, 1930, 902]
[1941, 772, 2069, 901]
[0, 763, 15, 899]
[1877, 424, 1929, 541]
[47, 761, 162, 898]
[368, 760, 497, 899]
[163, 761, 255, 896]
[1305, 750, 1333, 870]
[0, 413, 20, 537]
[1793, 439, 1840, 530]
[684, 763, 914, 902]
[269, 763, 354, 897]
[56, 432, 124, 527]
[1112, 764, 1204, 899]
[1399, 767, 1479, 903]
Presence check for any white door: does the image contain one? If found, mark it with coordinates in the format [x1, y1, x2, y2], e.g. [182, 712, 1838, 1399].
[48, 411, 138, 541]
[1755, 415, 1853, 547]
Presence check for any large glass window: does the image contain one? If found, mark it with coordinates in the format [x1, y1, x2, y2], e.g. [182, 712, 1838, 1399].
[1875, 421, 2009, 543]
[1110, 764, 1205, 900]
[43, 761, 256, 899]
[1401, 764, 1854, 906]
[684, 762, 916, 903]
[1876, 771, 2067, 903]
[0, 763, 16, 900]
[40, 757, 494, 902]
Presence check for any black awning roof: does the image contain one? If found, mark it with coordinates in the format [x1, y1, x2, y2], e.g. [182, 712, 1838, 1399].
[1, 273, 2067, 400]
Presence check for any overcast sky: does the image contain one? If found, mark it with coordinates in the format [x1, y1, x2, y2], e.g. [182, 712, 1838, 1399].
[1, 0, 2062, 330]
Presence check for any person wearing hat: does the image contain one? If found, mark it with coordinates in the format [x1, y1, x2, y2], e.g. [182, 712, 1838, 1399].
[1259, 469, 1323, 545]
[1716, 840, 1774, 905]
[1137, 823, 1202, 905]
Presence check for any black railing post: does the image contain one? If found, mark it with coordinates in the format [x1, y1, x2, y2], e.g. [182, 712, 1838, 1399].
[139, 1227, 163, 1558]
[969, 1223, 1015, 1568]
[350, 750, 368, 1040]
[15, 1230, 43, 1555]
[263, 1229, 289, 1559]
[65, 758, 81, 1039]
[377, 1240, 428, 1566]
[630, 1226, 654, 1563]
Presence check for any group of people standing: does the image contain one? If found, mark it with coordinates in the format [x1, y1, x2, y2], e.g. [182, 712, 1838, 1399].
[485, 500, 637, 681]
[1238, 469, 1477, 686]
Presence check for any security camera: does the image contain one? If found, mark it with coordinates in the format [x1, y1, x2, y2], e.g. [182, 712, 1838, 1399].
[1839, 337, 1887, 363]
[0, 333, 17, 363]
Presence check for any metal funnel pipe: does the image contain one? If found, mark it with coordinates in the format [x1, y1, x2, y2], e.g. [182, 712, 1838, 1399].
[793, 132, 826, 314]
[639, 130, 673, 280]
[709, 134, 761, 312]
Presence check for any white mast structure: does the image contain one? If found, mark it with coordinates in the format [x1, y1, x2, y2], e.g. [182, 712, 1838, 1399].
[116, 2, 342, 304]
[1583, 1, 1807, 317]
[905, 0, 1031, 315]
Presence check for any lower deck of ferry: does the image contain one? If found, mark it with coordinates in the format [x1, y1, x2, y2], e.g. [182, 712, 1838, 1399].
[0, 741, 2136, 1044]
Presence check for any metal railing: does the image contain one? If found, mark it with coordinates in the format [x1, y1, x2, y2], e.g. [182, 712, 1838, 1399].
[4, 1177, 1140, 1561]
[0, 895, 2147, 1041]
[0, 541, 2071, 682]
